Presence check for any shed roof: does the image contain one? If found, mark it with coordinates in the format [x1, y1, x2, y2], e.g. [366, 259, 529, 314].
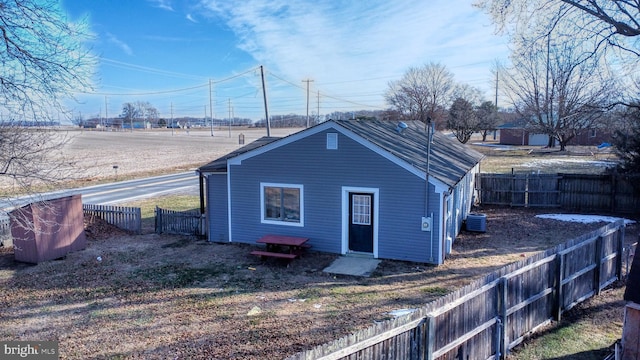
[197, 120, 484, 187]
[624, 244, 640, 303]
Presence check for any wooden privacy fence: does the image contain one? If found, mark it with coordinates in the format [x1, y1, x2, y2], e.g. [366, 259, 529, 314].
[83, 204, 142, 234]
[287, 220, 626, 360]
[477, 173, 640, 213]
[155, 207, 204, 236]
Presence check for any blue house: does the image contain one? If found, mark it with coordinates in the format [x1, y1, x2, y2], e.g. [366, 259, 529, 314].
[197, 119, 484, 265]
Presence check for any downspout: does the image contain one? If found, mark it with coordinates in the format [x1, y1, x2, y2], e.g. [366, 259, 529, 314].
[424, 117, 434, 262]
[198, 171, 207, 240]
[199, 172, 205, 215]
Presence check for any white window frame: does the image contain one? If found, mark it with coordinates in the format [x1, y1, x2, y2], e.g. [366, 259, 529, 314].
[260, 182, 304, 227]
[341, 186, 379, 257]
[351, 194, 371, 225]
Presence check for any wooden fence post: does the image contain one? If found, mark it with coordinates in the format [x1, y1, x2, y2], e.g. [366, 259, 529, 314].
[594, 236, 603, 296]
[510, 169, 514, 206]
[611, 172, 616, 213]
[426, 314, 435, 360]
[555, 253, 564, 321]
[616, 222, 625, 280]
[499, 277, 508, 359]
[155, 206, 160, 234]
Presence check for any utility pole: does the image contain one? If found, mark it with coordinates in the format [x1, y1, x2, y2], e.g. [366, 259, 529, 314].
[104, 96, 108, 131]
[494, 71, 499, 108]
[228, 98, 232, 138]
[260, 65, 270, 137]
[209, 79, 214, 136]
[302, 79, 314, 128]
[317, 91, 320, 124]
[170, 102, 174, 136]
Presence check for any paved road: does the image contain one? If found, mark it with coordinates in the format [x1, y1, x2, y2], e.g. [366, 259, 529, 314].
[0, 172, 199, 211]
[79, 172, 199, 205]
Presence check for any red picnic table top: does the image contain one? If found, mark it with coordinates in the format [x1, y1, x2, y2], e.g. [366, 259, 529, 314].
[256, 234, 309, 247]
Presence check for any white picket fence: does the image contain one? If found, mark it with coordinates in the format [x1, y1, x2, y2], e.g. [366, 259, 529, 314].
[83, 204, 142, 234]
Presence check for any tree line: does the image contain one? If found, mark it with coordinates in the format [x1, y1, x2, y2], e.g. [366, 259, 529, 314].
[74, 100, 252, 129]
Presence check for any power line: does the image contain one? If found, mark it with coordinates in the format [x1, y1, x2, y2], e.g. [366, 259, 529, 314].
[78, 66, 261, 97]
[83, 83, 209, 96]
[101, 58, 207, 81]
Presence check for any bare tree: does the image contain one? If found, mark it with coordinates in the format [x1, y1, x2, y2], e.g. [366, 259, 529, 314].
[145, 105, 159, 127]
[476, 101, 500, 141]
[452, 84, 484, 106]
[0, 0, 94, 119]
[500, 34, 616, 151]
[448, 98, 479, 144]
[475, 0, 640, 56]
[120, 101, 159, 130]
[385, 63, 456, 128]
[121, 103, 139, 131]
[0, 0, 94, 195]
[0, 124, 76, 189]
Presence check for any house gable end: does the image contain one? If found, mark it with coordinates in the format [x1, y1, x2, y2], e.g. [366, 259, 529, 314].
[227, 121, 450, 190]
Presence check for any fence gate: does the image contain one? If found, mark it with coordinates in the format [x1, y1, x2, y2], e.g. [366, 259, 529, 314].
[155, 207, 204, 236]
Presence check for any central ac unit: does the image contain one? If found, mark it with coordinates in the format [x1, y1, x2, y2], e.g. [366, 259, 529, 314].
[466, 213, 487, 232]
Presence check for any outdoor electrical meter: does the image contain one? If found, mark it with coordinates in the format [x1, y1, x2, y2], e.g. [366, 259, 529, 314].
[421, 216, 432, 232]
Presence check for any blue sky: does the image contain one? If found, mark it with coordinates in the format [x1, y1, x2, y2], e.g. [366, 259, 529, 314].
[62, 0, 510, 123]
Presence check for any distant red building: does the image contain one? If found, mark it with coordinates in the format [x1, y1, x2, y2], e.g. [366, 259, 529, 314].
[499, 122, 612, 146]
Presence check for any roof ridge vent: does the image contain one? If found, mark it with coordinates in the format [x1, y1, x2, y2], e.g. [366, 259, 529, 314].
[395, 121, 408, 134]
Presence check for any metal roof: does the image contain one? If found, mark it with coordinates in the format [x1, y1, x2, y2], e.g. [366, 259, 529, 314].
[334, 119, 484, 188]
[197, 136, 281, 173]
[197, 120, 484, 188]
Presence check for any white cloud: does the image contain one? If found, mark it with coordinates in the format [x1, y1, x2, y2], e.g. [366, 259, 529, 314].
[149, 0, 174, 11]
[200, 0, 509, 108]
[106, 33, 133, 56]
[186, 13, 197, 23]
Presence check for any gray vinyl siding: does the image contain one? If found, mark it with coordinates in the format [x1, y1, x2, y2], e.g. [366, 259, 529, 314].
[445, 165, 480, 251]
[207, 173, 229, 242]
[228, 128, 442, 263]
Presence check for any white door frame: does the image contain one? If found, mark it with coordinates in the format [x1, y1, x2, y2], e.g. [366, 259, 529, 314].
[341, 186, 379, 257]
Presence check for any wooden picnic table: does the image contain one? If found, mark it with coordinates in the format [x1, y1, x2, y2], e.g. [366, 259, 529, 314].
[251, 234, 310, 260]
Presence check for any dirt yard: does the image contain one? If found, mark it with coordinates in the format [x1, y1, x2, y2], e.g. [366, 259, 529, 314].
[1, 206, 637, 359]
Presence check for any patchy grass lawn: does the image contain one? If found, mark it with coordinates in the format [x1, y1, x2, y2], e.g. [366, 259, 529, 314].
[1, 206, 636, 359]
[469, 141, 619, 174]
[508, 283, 626, 360]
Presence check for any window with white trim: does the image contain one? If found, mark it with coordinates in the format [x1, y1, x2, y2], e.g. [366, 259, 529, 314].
[261, 183, 303, 226]
[351, 194, 371, 225]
